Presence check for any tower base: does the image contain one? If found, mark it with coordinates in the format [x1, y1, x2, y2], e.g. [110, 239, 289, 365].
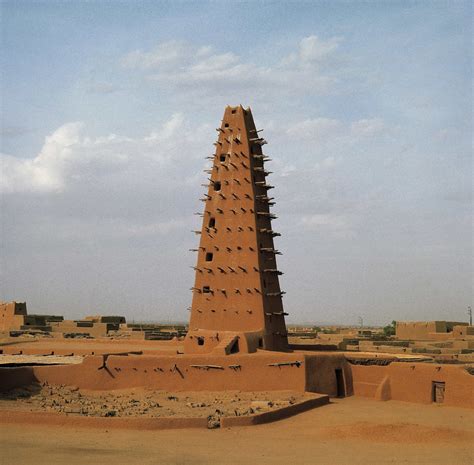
[184, 329, 289, 354]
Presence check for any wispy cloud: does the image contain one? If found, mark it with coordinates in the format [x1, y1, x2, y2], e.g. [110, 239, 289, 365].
[300, 213, 354, 238]
[350, 118, 385, 137]
[286, 117, 343, 142]
[281, 35, 342, 65]
[120, 35, 345, 97]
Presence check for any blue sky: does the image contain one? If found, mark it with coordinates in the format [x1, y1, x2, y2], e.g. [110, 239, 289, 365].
[1, 1, 472, 325]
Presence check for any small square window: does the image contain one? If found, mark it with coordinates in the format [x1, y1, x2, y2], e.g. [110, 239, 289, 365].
[213, 181, 221, 191]
[231, 109, 236, 114]
[220, 154, 227, 162]
[202, 286, 211, 293]
[224, 123, 229, 128]
[209, 217, 216, 228]
[205, 252, 213, 262]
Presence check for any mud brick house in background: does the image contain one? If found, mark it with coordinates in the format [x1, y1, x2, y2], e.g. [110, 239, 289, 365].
[0, 301, 124, 338]
[185, 105, 288, 354]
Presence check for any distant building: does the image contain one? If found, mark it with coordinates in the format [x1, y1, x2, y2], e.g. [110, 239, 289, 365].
[396, 321, 470, 340]
[0, 301, 28, 331]
[0, 300, 125, 338]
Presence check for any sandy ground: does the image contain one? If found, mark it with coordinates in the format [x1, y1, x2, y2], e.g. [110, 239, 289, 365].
[1, 397, 472, 465]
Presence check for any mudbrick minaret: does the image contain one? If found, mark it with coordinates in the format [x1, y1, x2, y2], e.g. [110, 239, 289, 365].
[184, 105, 288, 354]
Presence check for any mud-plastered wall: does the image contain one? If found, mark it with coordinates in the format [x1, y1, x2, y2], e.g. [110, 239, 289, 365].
[351, 362, 474, 408]
[186, 105, 287, 353]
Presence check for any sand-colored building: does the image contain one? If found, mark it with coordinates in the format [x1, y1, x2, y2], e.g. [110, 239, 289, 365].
[0, 301, 28, 331]
[396, 321, 470, 340]
[48, 316, 125, 338]
[0, 301, 125, 338]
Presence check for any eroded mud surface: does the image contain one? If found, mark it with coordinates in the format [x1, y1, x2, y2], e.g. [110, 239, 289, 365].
[0, 383, 303, 421]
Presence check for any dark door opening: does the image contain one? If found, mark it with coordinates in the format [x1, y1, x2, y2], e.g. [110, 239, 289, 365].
[432, 381, 445, 403]
[335, 368, 345, 397]
[229, 339, 239, 354]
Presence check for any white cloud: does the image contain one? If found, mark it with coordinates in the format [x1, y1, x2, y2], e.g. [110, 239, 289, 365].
[0, 113, 209, 194]
[121, 40, 192, 70]
[300, 35, 341, 61]
[120, 35, 344, 96]
[282, 35, 342, 66]
[282, 116, 386, 163]
[0, 112, 382, 198]
[1, 122, 83, 193]
[299, 213, 356, 238]
[286, 117, 343, 141]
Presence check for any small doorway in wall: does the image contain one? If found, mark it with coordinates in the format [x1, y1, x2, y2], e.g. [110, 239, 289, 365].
[335, 368, 346, 397]
[229, 338, 239, 354]
[432, 381, 445, 403]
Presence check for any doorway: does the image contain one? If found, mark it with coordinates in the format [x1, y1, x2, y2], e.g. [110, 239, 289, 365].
[335, 368, 345, 397]
[432, 381, 445, 403]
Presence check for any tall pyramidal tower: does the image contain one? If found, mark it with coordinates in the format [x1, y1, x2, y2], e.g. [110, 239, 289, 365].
[184, 106, 288, 354]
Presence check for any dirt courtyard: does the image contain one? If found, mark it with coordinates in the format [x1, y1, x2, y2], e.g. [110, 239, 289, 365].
[1, 384, 307, 425]
[1, 396, 472, 465]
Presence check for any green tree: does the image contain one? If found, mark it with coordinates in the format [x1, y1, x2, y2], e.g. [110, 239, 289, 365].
[383, 320, 396, 337]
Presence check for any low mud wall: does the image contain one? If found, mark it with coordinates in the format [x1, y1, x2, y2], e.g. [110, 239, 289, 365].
[2, 352, 472, 408]
[221, 394, 328, 427]
[0, 410, 208, 430]
[351, 362, 473, 408]
[0, 353, 309, 393]
[0, 353, 347, 395]
[0, 394, 329, 430]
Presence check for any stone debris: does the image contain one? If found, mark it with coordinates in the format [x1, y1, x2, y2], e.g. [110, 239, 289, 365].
[207, 410, 222, 429]
[250, 400, 274, 410]
[0, 384, 305, 419]
[186, 402, 207, 408]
